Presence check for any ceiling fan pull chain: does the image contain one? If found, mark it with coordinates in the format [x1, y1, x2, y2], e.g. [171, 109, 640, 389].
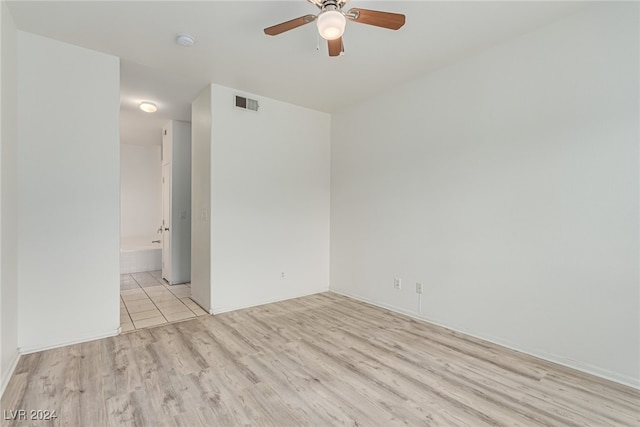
[316, 32, 320, 50]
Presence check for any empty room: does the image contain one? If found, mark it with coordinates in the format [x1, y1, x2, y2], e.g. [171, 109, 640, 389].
[1, 1, 638, 426]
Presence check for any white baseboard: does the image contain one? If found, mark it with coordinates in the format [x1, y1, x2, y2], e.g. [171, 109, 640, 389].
[0, 349, 21, 399]
[18, 328, 120, 355]
[212, 287, 329, 315]
[330, 289, 640, 390]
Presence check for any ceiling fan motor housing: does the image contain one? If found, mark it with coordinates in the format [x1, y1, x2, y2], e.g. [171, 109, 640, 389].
[320, 0, 341, 12]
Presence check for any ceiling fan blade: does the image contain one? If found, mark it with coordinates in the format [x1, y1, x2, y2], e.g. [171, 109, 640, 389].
[346, 8, 405, 30]
[328, 37, 344, 57]
[264, 14, 316, 36]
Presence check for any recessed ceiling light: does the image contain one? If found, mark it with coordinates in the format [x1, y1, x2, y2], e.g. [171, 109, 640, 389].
[176, 33, 195, 47]
[139, 102, 157, 113]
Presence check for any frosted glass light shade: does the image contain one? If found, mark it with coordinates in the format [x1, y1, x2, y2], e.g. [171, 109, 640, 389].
[139, 102, 157, 113]
[316, 10, 346, 40]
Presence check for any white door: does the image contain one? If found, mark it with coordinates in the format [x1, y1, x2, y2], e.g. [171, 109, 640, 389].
[162, 162, 172, 283]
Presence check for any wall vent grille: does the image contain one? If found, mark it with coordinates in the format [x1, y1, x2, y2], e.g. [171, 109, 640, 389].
[235, 95, 259, 112]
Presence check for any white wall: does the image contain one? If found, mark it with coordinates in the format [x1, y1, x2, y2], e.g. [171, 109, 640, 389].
[203, 84, 330, 313]
[17, 32, 120, 352]
[120, 143, 161, 239]
[330, 3, 639, 387]
[0, 0, 19, 395]
[191, 87, 212, 310]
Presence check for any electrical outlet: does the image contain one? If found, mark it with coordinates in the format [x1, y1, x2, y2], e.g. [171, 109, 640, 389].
[394, 277, 402, 289]
[281, 272, 285, 279]
[416, 282, 423, 294]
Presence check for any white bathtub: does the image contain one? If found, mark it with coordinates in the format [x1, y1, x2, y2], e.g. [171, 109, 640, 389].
[120, 236, 162, 274]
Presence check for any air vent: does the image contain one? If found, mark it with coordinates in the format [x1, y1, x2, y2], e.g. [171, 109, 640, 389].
[235, 95, 259, 112]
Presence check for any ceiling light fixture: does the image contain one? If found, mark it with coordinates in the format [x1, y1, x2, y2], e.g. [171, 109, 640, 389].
[139, 102, 157, 113]
[316, 9, 346, 40]
[176, 33, 195, 47]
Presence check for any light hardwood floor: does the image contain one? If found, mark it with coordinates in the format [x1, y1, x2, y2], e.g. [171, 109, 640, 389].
[2, 292, 639, 426]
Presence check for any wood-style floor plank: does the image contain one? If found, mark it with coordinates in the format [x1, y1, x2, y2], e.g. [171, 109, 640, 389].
[2, 292, 638, 426]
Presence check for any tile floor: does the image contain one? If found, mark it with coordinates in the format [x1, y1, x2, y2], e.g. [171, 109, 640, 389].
[120, 270, 208, 332]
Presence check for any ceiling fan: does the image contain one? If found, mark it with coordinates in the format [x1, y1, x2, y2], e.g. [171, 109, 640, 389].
[264, 0, 405, 57]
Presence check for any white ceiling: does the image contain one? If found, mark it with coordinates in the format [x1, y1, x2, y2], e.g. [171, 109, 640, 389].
[7, 1, 590, 146]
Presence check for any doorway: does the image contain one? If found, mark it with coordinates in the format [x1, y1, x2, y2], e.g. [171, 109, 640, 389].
[119, 120, 197, 331]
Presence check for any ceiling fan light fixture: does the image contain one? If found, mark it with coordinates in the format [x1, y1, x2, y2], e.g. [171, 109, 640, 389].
[139, 102, 157, 113]
[316, 10, 346, 40]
